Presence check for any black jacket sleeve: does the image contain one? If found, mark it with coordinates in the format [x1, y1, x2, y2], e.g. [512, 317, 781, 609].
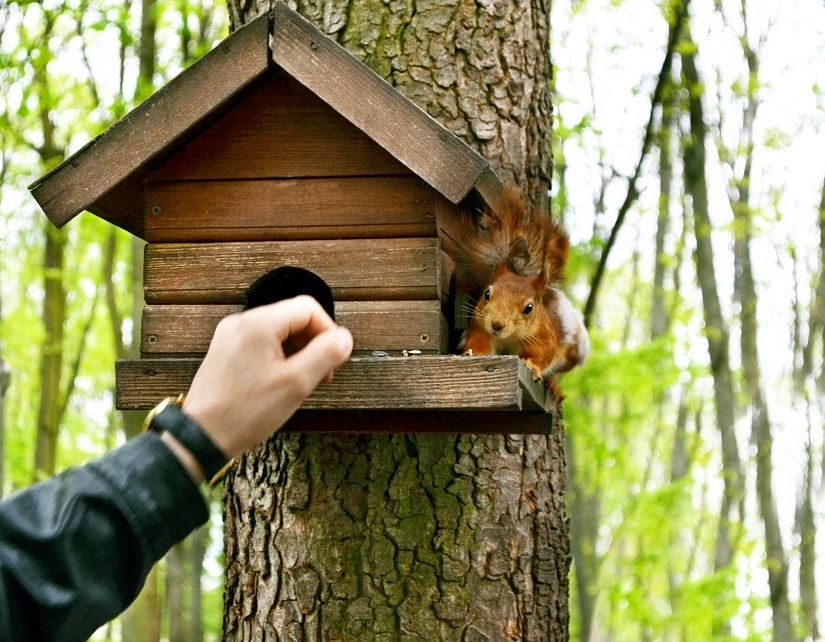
[0, 431, 209, 642]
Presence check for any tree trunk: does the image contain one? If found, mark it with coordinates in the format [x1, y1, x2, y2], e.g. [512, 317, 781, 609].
[29, 8, 69, 483]
[120, 3, 161, 637]
[0, 232, 8, 497]
[652, 75, 675, 341]
[225, 431, 567, 640]
[0, 359, 7, 498]
[164, 525, 208, 641]
[795, 176, 825, 641]
[799, 178, 825, 392]
[735, 212, 795, 642]
[34, 221, 66, 480]
[168, 541, 188, 641]
[222, 3, 566, 640]
[189, 523, 208, 642]
[113, 221, 161, 642]
[566, 423, 600, 642]
[121, 567, 161, 642]
[727, 27, 795, 640]
[798, 415, 819, 641]
[680, 26, 743, 634]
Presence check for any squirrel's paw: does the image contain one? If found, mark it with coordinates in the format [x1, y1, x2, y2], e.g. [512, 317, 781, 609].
[524, 359, 544, 382]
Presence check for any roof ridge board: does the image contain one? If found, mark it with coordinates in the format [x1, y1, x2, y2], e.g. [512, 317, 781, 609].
[29, 5, 504, 230]
[268, 3, 493, 206]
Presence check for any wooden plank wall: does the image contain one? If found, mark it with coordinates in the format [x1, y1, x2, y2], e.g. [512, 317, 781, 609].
[141, 301, 445, 357]
[142, 74, 439, 243]
[136, 70, 453, 366]
[143, 238, 439, 304]
[144, 176, 436, 242]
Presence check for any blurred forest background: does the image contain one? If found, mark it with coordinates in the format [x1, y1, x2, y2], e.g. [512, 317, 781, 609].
[1, 0, 824, 640]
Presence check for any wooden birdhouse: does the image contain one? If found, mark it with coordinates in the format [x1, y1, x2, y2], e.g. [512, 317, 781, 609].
[29, 5, 556, 433]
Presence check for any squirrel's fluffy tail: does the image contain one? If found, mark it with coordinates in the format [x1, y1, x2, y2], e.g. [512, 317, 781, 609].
[455, 187, 569, 293]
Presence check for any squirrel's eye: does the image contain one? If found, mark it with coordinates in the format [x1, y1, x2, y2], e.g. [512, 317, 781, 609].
[484, 288, 491, 301]
[523, 302, 534, 315]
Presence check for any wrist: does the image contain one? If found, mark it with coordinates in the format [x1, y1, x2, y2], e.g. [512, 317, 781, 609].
[144, 397, 229, 485]
[160, 430, 205, 484]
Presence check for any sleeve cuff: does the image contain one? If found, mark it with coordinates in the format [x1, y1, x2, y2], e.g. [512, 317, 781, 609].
[87, 431, 210, 561]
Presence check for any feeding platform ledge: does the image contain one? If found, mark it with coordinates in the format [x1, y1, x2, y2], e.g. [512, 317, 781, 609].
[116, 355, 558, 434]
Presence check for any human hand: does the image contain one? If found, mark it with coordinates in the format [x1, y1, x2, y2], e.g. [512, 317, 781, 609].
[180, 295, 353, 462]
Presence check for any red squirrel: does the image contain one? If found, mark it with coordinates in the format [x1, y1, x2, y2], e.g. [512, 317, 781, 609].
[456, 188, 589, 386]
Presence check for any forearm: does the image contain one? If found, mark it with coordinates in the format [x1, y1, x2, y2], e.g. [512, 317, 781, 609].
[0, 432, 208, 642]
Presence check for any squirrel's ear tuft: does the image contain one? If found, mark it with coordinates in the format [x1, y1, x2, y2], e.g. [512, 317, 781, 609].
[505, 236, 532, 274]
[544, 221, 570, 284]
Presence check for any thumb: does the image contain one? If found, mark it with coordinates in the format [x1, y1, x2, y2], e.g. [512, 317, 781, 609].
[284, 325, 353, 389]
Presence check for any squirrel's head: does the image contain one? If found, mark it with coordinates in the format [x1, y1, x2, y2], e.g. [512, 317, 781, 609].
[476, 264, 546, 340]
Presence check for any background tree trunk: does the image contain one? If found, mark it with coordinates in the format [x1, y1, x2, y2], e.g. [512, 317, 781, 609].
[188, 524, 208, 642]
[168, 541, 187, 641]
[119, 1, 162, 638]
[680, 25, 743, 636]
[0, 162, 8, 496]
[725, 18, 794, 639]
[33, 213, 66, 479]
[798, 416, 820, 641]
[566, 424, 600, 642]
[735, 201, 794, 642]
[0, 359, 8, 498]
[29, 7, 69, 482]
[222, 2, 567, 640]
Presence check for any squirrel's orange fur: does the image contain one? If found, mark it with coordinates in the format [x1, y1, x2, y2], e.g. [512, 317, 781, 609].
[456, 188, 589, 386]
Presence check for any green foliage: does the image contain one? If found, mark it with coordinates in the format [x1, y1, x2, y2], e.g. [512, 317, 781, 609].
[0, 0, 229, 634]
[0, 0, 228, 472]
[554, 1, 825, 640]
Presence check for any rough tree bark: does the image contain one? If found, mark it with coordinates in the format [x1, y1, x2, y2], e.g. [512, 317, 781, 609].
[221, 2, 567, 640]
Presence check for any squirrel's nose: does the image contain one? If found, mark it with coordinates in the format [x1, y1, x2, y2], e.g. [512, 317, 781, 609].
[491, 320, 504, 333]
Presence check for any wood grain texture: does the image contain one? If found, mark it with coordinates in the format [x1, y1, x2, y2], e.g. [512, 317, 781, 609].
[140, 300, 444, 356]
[116, 355, 535, 412]
[29, 14, 270, 230]
[269, 3, 489, 204]
[147, 72, 409, 181]
[143, 176, 438, 242]
[143, 237, 439, 304]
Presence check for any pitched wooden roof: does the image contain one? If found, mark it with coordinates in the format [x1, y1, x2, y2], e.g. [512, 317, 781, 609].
[29, 4, 503, 239]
